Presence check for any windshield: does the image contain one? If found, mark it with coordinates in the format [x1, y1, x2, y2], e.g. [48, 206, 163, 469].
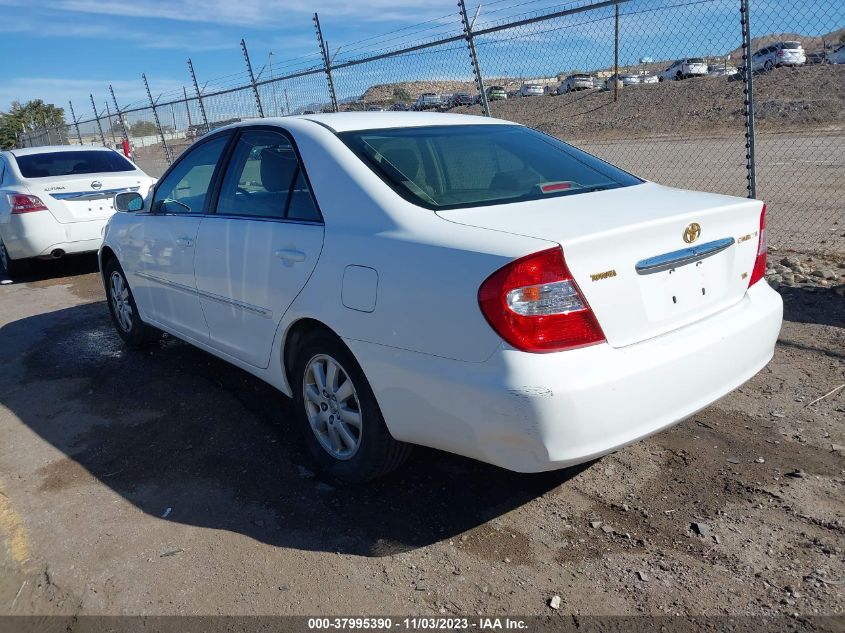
[15, 150, 135, 178]
[339, 124, 642, 210]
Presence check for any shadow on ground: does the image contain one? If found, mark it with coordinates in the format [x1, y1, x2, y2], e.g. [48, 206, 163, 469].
[0, 302, 584, 557]
[3, 253, 100, 286]
[780, 284, 844, 330]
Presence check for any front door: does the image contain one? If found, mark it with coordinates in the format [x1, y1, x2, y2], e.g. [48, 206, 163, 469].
[131, 134, 230, 342]
[194, 128, 324, 368]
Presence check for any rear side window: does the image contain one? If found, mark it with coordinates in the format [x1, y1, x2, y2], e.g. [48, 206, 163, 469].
[340, 124, 641, 210]
[14, 150, 134, 178]
[216, 129, 320, 221]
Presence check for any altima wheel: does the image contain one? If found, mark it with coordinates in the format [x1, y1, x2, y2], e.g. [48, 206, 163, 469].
[292, 329, 411, 482]
[764, 60, 774, 72]
[0, 240, 24, 279]
[303, 354, 362, 460]
[103, 258, 161, 348]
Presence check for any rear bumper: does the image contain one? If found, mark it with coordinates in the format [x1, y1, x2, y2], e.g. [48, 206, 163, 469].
[348, 282, 783, 472]
[0, 212, 107, 259]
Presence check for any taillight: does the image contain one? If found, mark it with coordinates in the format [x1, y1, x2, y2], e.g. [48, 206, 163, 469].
[748, 204, 767, 287]
[8, 193, 48, 214]
[776, 49, 783, 57]
[478, 247, 605, 353]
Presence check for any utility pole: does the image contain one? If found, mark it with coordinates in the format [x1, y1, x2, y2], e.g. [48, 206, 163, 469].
[142, 73, 172, 164]
[90, 94, 106, 146]
[68, 100, 83, 145]
[188, 59, 210, 134]
[459, 0, 490, 117]
[313, 13, 338, 112]
[241, 38, 265, 117]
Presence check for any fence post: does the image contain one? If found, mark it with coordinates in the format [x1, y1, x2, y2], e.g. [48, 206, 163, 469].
[142, 73, 173, 165]
[104, 101, 118, 145]
[109, 85, 130, 142]
[240, 39, 265, 118]
[90, 94, 106, 146]
[313, 13, 338, 112]
[614, 1, 620, 102]
[188, 59, 210, 134]
[182, 86, 193, 128]
[68, 100, 83, 145]
[458, 0, 489, 117]
[739, 0, 756, 199]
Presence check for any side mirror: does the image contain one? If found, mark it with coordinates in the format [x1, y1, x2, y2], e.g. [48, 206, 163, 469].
[114, 191, 143, 212]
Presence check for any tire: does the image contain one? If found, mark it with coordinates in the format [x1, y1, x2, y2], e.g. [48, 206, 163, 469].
[104, 258, 161, 348]
[764, 60, 774, 72]
[0, 239, 27, 280]
[292, 329, 412, 483]
[675, 71, 684, 81]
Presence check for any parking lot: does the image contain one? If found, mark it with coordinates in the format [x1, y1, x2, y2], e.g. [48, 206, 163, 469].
[0, 257, 842, 619]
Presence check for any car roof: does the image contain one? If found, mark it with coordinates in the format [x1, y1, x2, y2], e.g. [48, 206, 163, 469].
[8, 145, 116, 157]
[215, 112, 511, 134]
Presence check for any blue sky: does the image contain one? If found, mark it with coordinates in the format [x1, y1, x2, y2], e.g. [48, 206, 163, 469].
[0, 0, 841, 120]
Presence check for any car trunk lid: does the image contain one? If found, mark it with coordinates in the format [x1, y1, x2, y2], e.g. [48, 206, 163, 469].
[27, 173, 149, 223]
[437, 182, 765, 348]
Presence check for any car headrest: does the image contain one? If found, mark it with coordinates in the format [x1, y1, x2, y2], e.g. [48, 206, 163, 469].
[260, 147, 297, 193]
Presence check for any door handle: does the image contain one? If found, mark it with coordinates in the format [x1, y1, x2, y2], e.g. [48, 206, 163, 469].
[275, 249, 306, 263]
[175, 237, 194, 248]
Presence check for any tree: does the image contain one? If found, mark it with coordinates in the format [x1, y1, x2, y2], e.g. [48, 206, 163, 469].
[129, 120, 160, 136]
[0, 100, 66, 149]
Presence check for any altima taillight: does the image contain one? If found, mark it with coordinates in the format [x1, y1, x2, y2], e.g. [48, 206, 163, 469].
[478, 247, 605, 353]
[748, 204, 767, 287]
[8, 193, 48, 214]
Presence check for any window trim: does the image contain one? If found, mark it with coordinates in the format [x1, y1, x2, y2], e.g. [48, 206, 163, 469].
[149, 130, 234, 216]
[206, 124, 324, 225]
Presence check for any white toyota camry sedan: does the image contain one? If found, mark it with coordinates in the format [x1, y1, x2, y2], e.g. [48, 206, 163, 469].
[100, 112, 783, 482]
[0, 145, 154, 278]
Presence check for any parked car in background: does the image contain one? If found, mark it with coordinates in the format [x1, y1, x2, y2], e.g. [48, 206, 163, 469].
[519, 84, 545, 97]
[413, 93, 443, 111]
[707, 64, 738, 77]
[389, 102, 409, 111]
[485, 86, 508, 101]
[804, 52, 827, 65]
[0, 146, 154, 278]
[751, 41, 806, 72]
[449, 92, 473, 107]
[102, 112, 782, 483]
[638, 74, 659, 84]
[604, 73, 641, 89]
[544, 85, 558, 96]
[559, 73, 595, 93]
[658, 58, 708, 81]
[828, 45, 845, 64]
[367, 106, 385, 112]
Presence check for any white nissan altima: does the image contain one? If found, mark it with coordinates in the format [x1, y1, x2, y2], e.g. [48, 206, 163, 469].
[100, 112, 783, 482]
[0, 145, 154, 278]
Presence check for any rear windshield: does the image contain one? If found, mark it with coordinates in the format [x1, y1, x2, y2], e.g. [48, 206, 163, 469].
[573, 74, 591, 79]
[782, 41, 801, 49]
[15, 150, 134, 178]
[339, 124, 642, 210]
[687, 58, 706, 63]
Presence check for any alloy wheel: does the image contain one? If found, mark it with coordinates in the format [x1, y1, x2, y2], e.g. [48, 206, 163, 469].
[302, 354, 363, 460]
[109, 271, 133, 333]
[0, 242, 9, 274]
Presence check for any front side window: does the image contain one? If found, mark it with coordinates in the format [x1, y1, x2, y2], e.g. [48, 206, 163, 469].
[216, 129, 320, 221]
[152, 135, 228, 214]
[14, 150, 134, 179]
[340, 124, 641, 210]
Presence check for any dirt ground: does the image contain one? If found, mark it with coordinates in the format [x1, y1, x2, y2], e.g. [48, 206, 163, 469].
[0, 255, 842, 625]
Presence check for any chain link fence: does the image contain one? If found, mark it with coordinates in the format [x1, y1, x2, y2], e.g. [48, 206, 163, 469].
[17, 0, 844, 255]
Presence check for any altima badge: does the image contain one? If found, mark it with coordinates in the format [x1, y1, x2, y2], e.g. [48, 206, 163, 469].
[683, 222, 701, 244]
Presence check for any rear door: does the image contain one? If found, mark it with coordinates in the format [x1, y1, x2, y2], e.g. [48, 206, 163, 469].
[194, 128, 324, 368]
[127, 134, 231, 342]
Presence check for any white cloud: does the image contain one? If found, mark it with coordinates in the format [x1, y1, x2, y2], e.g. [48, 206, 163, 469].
[0, 77, 186, 116]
